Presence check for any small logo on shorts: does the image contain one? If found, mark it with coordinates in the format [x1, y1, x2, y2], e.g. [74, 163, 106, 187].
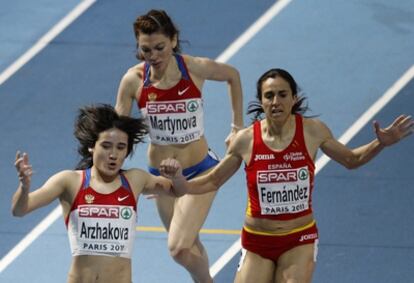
[299, 233, 318, 242]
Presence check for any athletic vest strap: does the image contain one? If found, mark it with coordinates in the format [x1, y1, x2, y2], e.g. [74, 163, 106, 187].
[175, 54, 190, 80]
[83, 168, 91, 190]
[143, 54, 188, 87]
[119, 172, 132, 192]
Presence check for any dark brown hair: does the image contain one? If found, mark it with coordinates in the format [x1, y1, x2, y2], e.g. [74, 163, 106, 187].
[74, 104, 148, 169]
[133, 9, 181, 60]
[247, 68, 309, 121]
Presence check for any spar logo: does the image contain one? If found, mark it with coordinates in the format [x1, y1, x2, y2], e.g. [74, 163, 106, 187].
[121, 207, 133, 220]
[298, 168, 308, 180]
[78, 206, 119, 218]
[257, 170, 297, 183]
[147, 102, 186, 114]
[187, 100, 199, 112]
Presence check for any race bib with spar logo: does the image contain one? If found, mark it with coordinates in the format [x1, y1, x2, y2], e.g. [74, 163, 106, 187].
[143, 98, 204, 145]
[72, 205, 136, 256]
[257, 166, 310, 215]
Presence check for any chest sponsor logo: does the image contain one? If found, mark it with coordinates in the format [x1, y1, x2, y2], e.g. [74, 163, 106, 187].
[121, 207, 133, 220]
[258, 170, 297, 183]
[79, 206, 119, 218]
[187, 100, 199, 112]
[254, 154, 275, 162]
[147, 102, 186, 114]
[283, 152, 305, 161]
[298, 168, 308, 180]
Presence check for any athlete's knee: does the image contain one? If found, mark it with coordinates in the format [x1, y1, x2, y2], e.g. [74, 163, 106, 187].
[168, 238, 192, 261]
[281, 269, 312, 283]
[170, 246, 195, 266]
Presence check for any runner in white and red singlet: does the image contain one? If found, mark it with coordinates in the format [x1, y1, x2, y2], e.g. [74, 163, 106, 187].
[12, 104, 184, 283]
[115, 9, 243, 283]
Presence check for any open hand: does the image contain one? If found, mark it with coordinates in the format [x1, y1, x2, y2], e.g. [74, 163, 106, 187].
[15, 151, 33, 189]
[374, 115, 413, 146]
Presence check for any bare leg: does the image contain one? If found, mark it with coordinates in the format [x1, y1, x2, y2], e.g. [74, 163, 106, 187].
[234, 249, 275, 283]
[274, 243, 316, 283]
[156, 190, 217, 283]
[155, 193, 175, 230]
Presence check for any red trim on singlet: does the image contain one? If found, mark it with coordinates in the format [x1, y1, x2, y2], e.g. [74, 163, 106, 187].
[244, 115, 315, 220]
[137, 54, 201, 109]
[64, 170, 137, 226]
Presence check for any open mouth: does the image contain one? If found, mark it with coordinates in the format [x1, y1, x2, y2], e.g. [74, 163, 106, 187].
[271, 108, 283, 115]
[151, 61, 161, 68]
[108, 162, 117, 170]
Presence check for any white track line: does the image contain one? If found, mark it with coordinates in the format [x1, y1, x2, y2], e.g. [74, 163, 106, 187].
[0, 0, 96, 273]
[210, 0, 293, 276]
[0, 0, 96, 86]
[216, 0, 293, 63]
[0, 206, 62, 273]
[210, 64, 414, 277]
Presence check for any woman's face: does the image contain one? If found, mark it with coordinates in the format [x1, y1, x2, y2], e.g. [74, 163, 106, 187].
[137, 32, 177, 72]
[91, 128, 128, 179]
[260, 76, 297, 123]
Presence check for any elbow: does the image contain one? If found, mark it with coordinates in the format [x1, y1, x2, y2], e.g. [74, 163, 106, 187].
[343, 158, 362, 170]
[170, 183, 189, 198]
[11, 202, 29, 217]
[173, 189, 186, 198]
[12, 208, 27, 217]
[345, 164, 359, 170]
[227, 67, 241, 84]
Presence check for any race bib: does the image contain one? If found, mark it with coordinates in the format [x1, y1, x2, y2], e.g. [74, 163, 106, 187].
[257, 166, 310, 215]
[73, 205, 136, 256]
[144, 99, 204, 144]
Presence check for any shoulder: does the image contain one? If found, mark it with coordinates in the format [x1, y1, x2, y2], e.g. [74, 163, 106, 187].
[122, 168, 149, 191]
[229, 125, 254, 155]
[47, 170, 82, 191]
[121, 63, 145, 85]
[181, 54, 199, 65]
[182, 54, 205, 71]
[302, 116, 333, 146]
[123, 168, 149, 182]
[53, 170, 81, 181]
[303, 117, 330, 134]
[182, 54, 218, 73]
[117, 63, 146, 104]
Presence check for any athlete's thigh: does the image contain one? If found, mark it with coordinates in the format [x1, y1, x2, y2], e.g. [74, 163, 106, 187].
[235, 249, 275, 283]
[169, 189, 217, 242]
[155, 194, 176, 230]
[275, 243, 316, 283]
